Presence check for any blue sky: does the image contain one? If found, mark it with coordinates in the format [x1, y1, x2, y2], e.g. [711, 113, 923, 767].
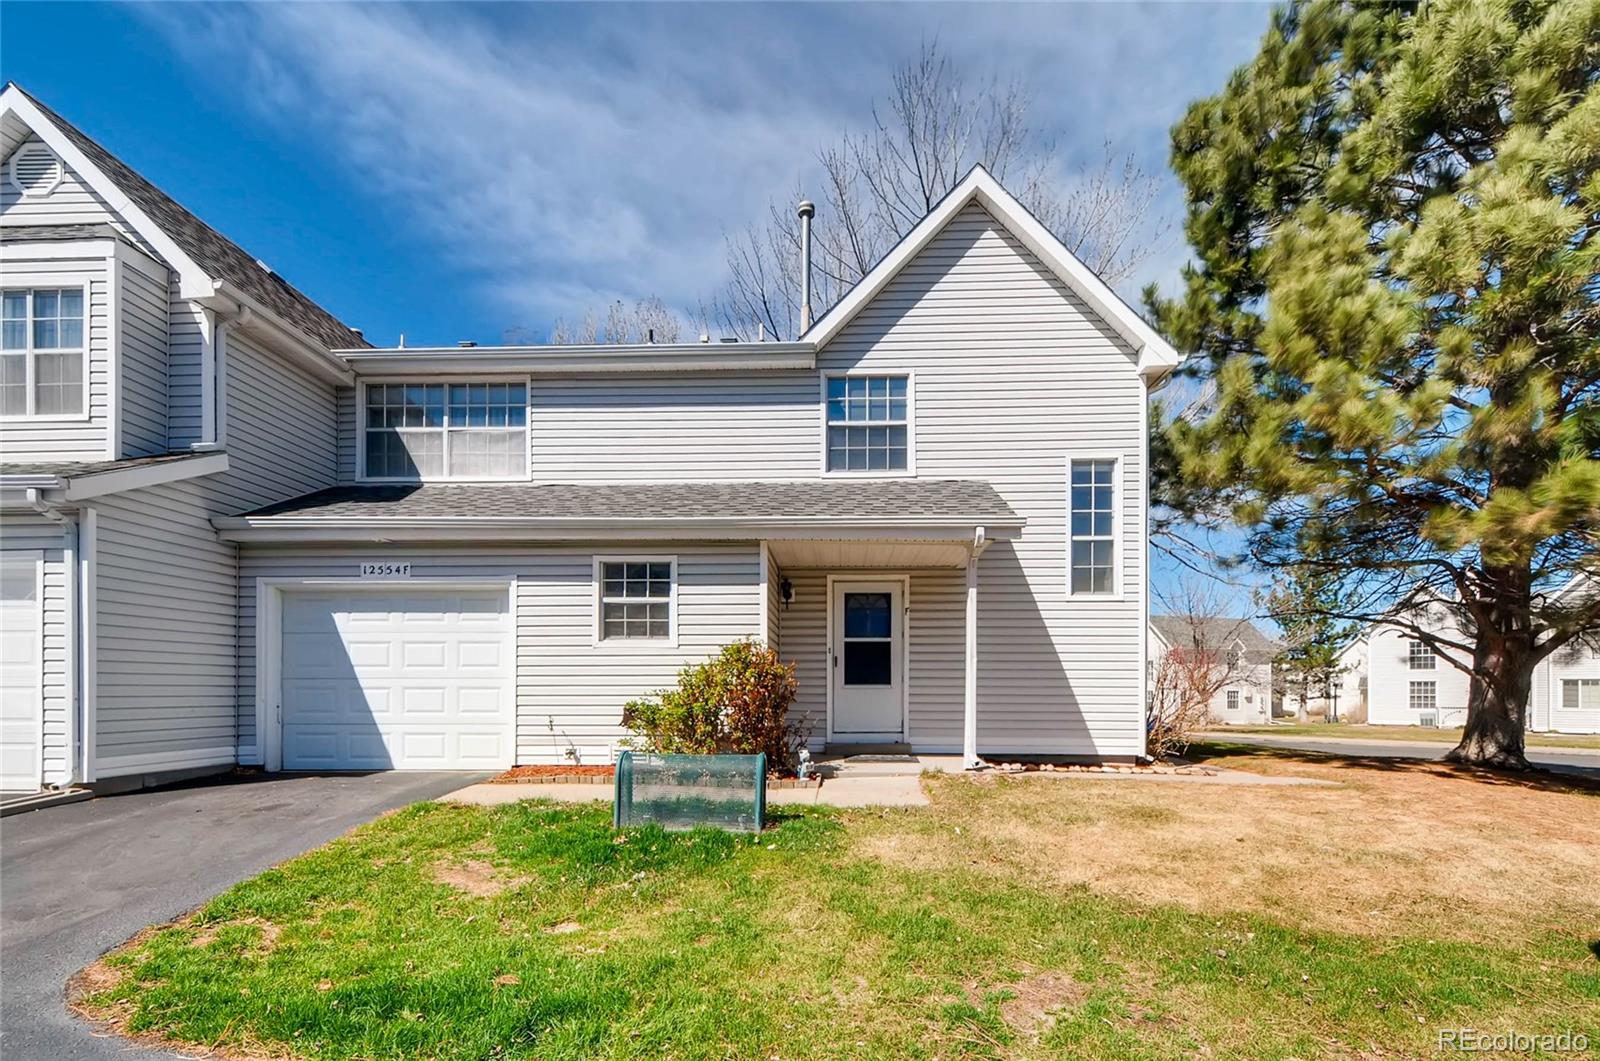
[2, 1, 1276, 616]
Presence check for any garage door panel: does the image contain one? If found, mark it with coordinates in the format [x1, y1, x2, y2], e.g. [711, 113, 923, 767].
[279, 588, 512, 771]
[0, 557, 41, 790]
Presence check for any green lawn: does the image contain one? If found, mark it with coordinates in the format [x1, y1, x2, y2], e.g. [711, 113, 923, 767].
[79, 779, 1599, 1060]
[1210, 722, 1600, 750]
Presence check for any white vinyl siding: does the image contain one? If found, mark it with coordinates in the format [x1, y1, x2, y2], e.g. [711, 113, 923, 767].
[0, 255, 110, 458]
[1364, 617, 1470, 727]
[1534, 637, 1600, 734]
[1, 137, 154, 253]
[236, 544, 762, 765]
[166, 293, 207, 449]
[116, 247, 171, 455]
[816, 202, 1148, 757]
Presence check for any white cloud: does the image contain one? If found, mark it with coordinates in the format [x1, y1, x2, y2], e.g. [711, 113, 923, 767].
[141, 2, 1268, 337]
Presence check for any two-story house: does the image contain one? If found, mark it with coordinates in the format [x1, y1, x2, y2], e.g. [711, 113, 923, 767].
[0, 85, 1181, 793]
[1147, 616, 1277, 725]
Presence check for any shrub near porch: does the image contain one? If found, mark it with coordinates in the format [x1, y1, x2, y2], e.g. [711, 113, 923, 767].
[78, 758, 1599, 1059]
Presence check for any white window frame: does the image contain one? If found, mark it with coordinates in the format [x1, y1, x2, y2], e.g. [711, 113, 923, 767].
[356, 376, 532, 482]
[1407, 638, 1436, 670]
[592, 555, 678, 649]
[1066, 453, 1122, 599]
[1408, 680, 1437, 712]
[1561, 678, 1600, 716]
[1226, 689, 1240, 713]
[819, 371, 916, 477]
[0, 280, 91, 422]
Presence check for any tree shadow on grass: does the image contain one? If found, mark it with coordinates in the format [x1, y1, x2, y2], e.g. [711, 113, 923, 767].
[1186, 740, 1600, 797]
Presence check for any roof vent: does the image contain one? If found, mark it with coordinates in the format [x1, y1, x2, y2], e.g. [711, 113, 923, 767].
[8, 142, 63, 198]
[719, 336, 740, 343]
[457, 340, 477, 348]
[255, 258, 276, 275]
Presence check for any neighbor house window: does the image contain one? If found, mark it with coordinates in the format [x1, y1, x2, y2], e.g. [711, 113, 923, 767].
[1, 288, 85, 417]
[363, 382, 527, 479]
[1407, 639, 1436, 670]
[1226, 690, 1240, 713]
[825, 375, 909, 472]
[1409, 680, 1436, 712]
[1561, 679, 1599, 715]
[1068, 458, 1116, 594]
[597, 559, 674, 641]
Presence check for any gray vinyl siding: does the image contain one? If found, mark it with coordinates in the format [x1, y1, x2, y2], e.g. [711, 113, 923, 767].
[813, 202, 1147, 757]
[234, 543, 762, 764]
[335, 385, 357, 481]
[91, 324, 339, 779]
[0, 512, 73, 785]
[763, 547, 780, 647]
[776, 568, 967, 752]
[167, 293, 206, 449]
[117, 247, 170, 456]
[0, 251, 112, 459]
[1, 137, 159, 257]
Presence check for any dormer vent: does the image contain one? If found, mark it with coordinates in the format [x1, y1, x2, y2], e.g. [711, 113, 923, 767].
[8, 142, 63, 197]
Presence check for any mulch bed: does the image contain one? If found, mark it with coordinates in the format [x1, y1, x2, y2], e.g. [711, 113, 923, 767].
[487, 764, 820, 788]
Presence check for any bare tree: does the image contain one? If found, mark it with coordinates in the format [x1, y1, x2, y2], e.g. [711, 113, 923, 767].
[1147, 583, 1254, 761]
[546, 297, 686, 345]
[715, 41, 1168, 341]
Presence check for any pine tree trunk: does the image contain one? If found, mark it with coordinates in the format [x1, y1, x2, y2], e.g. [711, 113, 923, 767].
[1446, 567, 1535, 770]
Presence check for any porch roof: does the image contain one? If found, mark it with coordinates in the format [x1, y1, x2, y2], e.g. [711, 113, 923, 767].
[214, 479, 1023, 544]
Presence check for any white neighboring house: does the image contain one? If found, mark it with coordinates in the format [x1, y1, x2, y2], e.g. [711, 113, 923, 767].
[1147, 616, 1277, 725]
[1531, 575, 1600, 735]
[1356, 596, 1472, 728]
[0, 85, 1183, 793]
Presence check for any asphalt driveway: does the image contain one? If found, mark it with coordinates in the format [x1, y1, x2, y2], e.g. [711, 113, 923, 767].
[0, 770, 481, 1060]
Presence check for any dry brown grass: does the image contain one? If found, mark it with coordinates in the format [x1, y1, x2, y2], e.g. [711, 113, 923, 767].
[859, 752, 1600, 945]
[430, 859, 528, 898]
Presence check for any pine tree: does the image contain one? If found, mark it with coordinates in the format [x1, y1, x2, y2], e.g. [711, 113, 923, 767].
[1266, 567, 1353, 721]
[1151, 0, 1600, 767]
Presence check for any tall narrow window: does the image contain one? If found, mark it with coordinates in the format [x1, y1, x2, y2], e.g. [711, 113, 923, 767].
[1068, 458, 1116, 594]
[363, 382, 527, 479]
[1, 288, 85, 417]
[1407, 639, 1436, 670]
[825, 375, 909, 472]
[598, 560, 674, 641]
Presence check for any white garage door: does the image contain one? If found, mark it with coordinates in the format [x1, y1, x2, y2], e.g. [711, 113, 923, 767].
[0, 555, 42, 790]
[279, 587, 515, 771]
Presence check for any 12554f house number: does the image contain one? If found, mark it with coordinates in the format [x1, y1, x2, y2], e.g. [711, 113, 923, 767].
[360, 562, 412, 578]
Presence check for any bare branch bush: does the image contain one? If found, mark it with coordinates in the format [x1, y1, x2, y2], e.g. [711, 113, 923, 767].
[1147, 582, 1252, 761]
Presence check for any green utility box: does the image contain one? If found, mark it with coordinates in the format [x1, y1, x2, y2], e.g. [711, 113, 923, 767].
[613, 751, 768, 833]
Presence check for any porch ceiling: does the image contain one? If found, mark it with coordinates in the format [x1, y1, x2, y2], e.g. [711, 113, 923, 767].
[767, 539, 972, 569]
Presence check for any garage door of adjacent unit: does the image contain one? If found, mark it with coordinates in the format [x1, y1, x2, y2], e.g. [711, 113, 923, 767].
[0, 554, 42, 790]
[279, 587, 515, 771]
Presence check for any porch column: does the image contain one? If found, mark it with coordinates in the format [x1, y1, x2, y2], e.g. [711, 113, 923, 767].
[963, 543, 980, 769]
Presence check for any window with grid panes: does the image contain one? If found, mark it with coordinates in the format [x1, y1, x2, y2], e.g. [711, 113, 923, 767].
[825, 375, 908, 472]
[363, 382, 526, 479]
[599, 561, 673, 640]
[1069, 458, 1116, 594]
[1, 288, 85, 417]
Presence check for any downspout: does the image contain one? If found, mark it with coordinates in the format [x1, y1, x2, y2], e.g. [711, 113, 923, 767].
[26, 489, 81, 788]
[963, 526, 987, 770]
[194, 297, 247, 452]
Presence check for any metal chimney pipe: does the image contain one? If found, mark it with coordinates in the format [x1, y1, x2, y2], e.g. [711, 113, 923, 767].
[797, 199, 815, 336]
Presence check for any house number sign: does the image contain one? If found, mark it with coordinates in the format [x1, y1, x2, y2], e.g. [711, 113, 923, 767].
[359, 562, 412, 578]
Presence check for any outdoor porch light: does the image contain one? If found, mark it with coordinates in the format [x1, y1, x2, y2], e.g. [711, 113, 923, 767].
[780, 578, 794, 610]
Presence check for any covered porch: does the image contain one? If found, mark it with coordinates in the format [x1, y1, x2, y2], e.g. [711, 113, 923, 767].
[760, 527, 1020, 768]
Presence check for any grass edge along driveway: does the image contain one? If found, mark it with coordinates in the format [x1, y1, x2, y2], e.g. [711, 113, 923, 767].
[76, 790, 1599, 1060]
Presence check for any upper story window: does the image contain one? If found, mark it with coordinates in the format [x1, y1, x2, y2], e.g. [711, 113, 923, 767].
[1, 288, 85, 418]
[362, 382, 528, 480]
[1407, 639, 1436, 670]
[1068, 457, 1117, 595]
[825, 374, 910, 473]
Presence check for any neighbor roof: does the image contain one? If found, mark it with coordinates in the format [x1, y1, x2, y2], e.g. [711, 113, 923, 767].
[3, 84, 368, 352]
[1150, 616, 1278, 664]
[235, 479, 1021, 526]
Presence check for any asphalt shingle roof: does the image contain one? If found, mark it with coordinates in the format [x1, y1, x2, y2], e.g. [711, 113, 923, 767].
[239, 479, 1021, 525]
[0, 223, 122, 243]
[0, 453, 209, 479]
[1150, 615, 1279, 664]
[16, 86, 369, 352]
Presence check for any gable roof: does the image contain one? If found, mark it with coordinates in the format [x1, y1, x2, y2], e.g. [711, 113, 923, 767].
[803, 165, 1183, 381]
[1150, 615, 1278, 664]
[1, 83, 368, 352]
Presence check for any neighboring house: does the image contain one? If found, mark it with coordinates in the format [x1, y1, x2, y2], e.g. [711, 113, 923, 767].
[1147, 616, 1276, 725]
[1531, 575, 1600, 735]
[1355, 595, 1472, 728]
[0, 85, 1181, 793]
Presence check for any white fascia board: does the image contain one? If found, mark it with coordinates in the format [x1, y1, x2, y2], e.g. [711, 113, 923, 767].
[62, 452, 229, 501]
[214, 516, 1026, 544]
[337, 343, 816, 376]
[803, 165, 1185, 379]
[197, 281, 354, 385]
[0, 238, 117, 261]
[1, 88, 211, 295]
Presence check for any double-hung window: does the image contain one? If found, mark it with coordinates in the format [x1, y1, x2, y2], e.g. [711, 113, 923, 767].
[1408, 680, 1437, 712]
[825, 375, 909, 472]
[1407, 639, 1436, 670]
[597, 559, 674, 642]
[1562, 679, 1599, 716]
[1068, 458, 1116, 594]
[363, 382, 527, 479]
[1, 288, 85, 417]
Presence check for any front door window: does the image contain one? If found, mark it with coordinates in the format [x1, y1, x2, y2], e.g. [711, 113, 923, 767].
[832, 581, 903, 738]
